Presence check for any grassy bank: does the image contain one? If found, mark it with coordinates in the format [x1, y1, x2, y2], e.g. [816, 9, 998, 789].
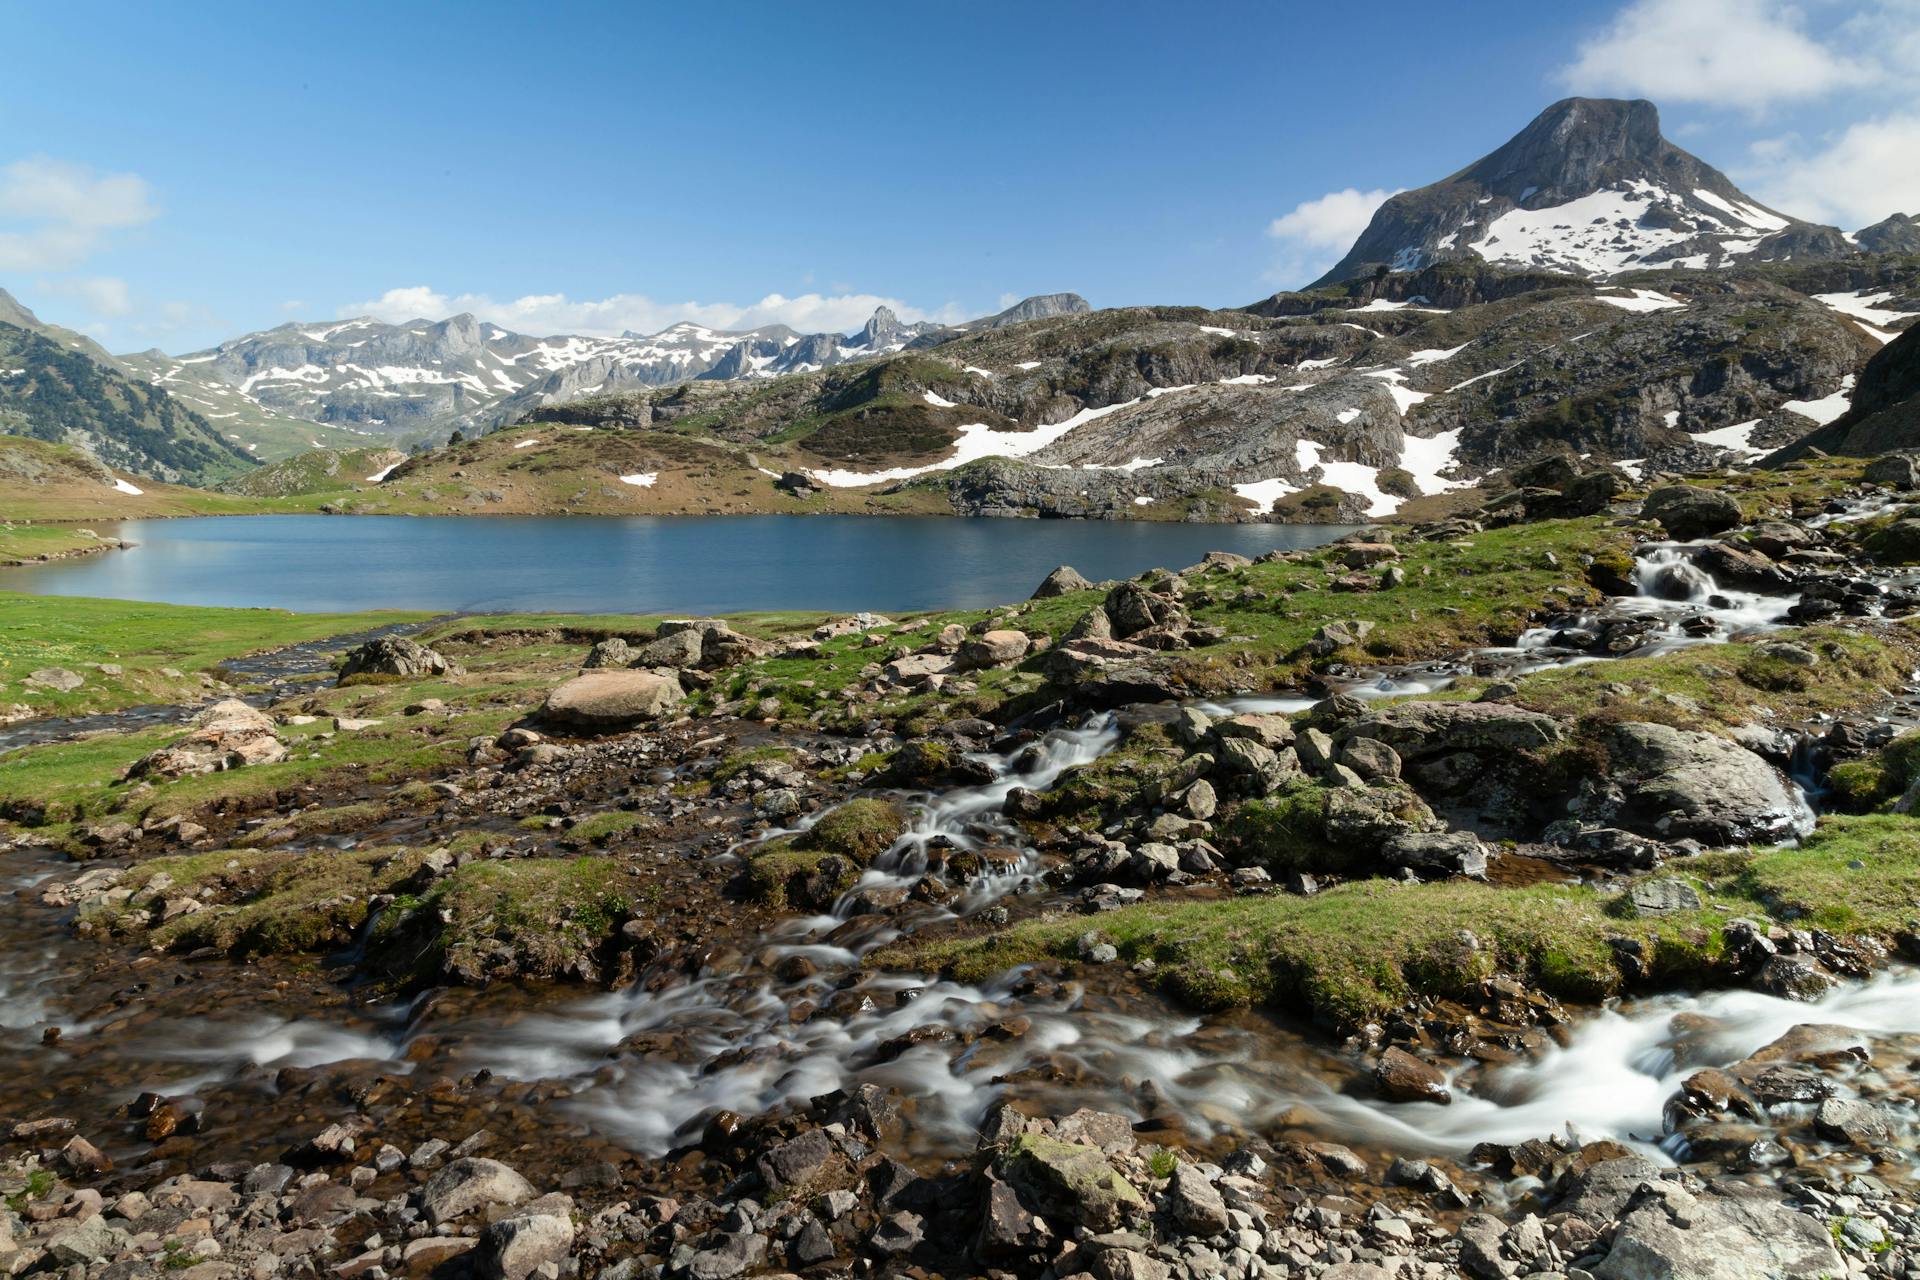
[0, 592, 433, 717]
[886, 816, 1920, 1029]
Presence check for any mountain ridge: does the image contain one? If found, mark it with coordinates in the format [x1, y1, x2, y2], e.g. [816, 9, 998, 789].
[1315, 98, 1883, 286]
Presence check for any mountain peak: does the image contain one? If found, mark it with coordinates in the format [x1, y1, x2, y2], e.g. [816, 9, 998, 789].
[1312, 97, 1813, 286]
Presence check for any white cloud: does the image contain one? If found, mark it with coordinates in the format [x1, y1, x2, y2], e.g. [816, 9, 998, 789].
[1746, 113, 1920, 226]
[0, 157, 158, 271]
[40, 275, 134, 317]
[1559, 0, 1866, 110]
[334, 286, 967, 337]
[1263, 187, 1401, 286]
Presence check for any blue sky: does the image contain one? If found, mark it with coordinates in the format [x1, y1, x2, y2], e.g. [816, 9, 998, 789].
[2, 0, 1914, 352]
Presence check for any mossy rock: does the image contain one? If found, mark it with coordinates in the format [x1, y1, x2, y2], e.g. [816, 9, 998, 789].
[746, 840, 860, 911]
[801, 797, 905, 861]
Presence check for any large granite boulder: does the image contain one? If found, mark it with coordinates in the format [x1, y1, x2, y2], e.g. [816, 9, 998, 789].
[540, 670, 683, 731]
[1591, 1179, 1842, 1280]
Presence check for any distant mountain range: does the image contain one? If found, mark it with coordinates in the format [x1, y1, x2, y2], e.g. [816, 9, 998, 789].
[1316, 98, 1918, 285]
[117, 293, 1089, 452]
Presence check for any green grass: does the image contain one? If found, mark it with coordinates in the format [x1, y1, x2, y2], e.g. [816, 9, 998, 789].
[0, 592, 431, 716]
[0, 523, 114, 565]
[886, 815, 1920, 1029]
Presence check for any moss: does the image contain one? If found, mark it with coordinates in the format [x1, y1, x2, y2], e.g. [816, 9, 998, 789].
[390, 857, 642, 983]
[802, 797, 905, 860]
[1220, 783, 1338, 873]
[127, 847, 427, 956]
[746, 839, 861, 909]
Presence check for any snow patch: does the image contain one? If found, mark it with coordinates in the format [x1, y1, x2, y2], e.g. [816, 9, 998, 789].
[619, 472, 658, 488]
[922, 390, 957, 408]
[1595, 289, 1685, 312]
[1014, 361, 1042, 371]
[1406, 344, 1469, 367]
[1780, 375, 1856, 427]
[1689, 419, 1765, 459]
[1398, 429, 1470, 495]
[808, 399, 1142, 488]
[513, 438, 540, 449]
[365, 462, 402, 483]
[110, 477, 144, 496]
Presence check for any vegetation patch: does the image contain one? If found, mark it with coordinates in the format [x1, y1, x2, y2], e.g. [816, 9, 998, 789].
[885, 815, 1920, 1029]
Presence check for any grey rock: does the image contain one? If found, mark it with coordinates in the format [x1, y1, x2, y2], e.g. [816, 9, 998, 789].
[420, 1158, 535, 1226]
[1591, 1180, 1842, 1280]
[337, 636, 461, 683]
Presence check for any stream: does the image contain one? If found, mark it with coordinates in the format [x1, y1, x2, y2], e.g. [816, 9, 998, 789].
[4, 513, 1919, 1191]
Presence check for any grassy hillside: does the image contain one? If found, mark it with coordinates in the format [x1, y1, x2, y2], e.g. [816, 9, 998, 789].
[0, 435, 268, 523]
[0, 322, 258, 485]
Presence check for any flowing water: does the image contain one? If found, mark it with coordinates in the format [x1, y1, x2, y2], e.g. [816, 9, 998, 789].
[3, 519, 1916, 1184]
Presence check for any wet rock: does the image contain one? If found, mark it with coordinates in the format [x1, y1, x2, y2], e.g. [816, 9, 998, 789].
[540, 670, 684, 731]
[337, 636, 461, 682]
[59, 1136, 112, 1176]
[1163, 1165, 1229, 1236]
[1752, 953, 1836, 1002]
[1641, 485, 1744, 539]
[1813, 1097, 1895, 1147]
[420, 1158, 535, 1226]
[1033, 564, 1095, 598]
[755, 1128, 833, 1193]
[1374, 1047, 1451, 1105]
[1590, 1180, 1842, 1280]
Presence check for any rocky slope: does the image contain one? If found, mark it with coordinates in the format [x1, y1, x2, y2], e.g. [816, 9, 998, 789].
[503, 255, 1916, 520]
[123, 295, 1090, 451]
[1315, 98, 1889, 285]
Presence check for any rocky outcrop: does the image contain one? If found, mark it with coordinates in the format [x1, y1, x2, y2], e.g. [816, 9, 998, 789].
[129, 700, 287, 778]
[1595, 721, 1809, 845]
[337, 636, 462, 683]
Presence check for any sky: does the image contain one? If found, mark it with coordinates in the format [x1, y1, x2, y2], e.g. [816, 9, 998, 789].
[2, 0, 1915, 354]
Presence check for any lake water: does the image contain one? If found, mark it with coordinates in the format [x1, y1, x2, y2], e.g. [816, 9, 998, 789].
[3, 516, 1358, 614]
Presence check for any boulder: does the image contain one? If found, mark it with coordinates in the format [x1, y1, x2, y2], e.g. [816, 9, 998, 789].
[337, 636, 461, 683]
[579, 637, 634, 668]
[957, 630, 1031, 670]
[1163, 1165, 1229, 1236]
[631, 629, 704, 669]
[1305, 620, 1374, 657]
[1591, 1180, 1842, 1280]
[130, 699, 287, 779]
[1603, 722, 1808, 845]
[477, 1203, 574, 1280]
[540, 670, 683, 730]
[1343, 701, 1565, 760]
[1003, 1135, 1145, 1231]
[1864, 453, 1920, 490]
[1032, 565, 1095, 598]
[26, 666, 84, 692]
[1043, 638, 1155, 683]
[1642, 485, 1745, 539]
[420, 1158, 535, 1225]
[1382, 830, 1488, 877]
